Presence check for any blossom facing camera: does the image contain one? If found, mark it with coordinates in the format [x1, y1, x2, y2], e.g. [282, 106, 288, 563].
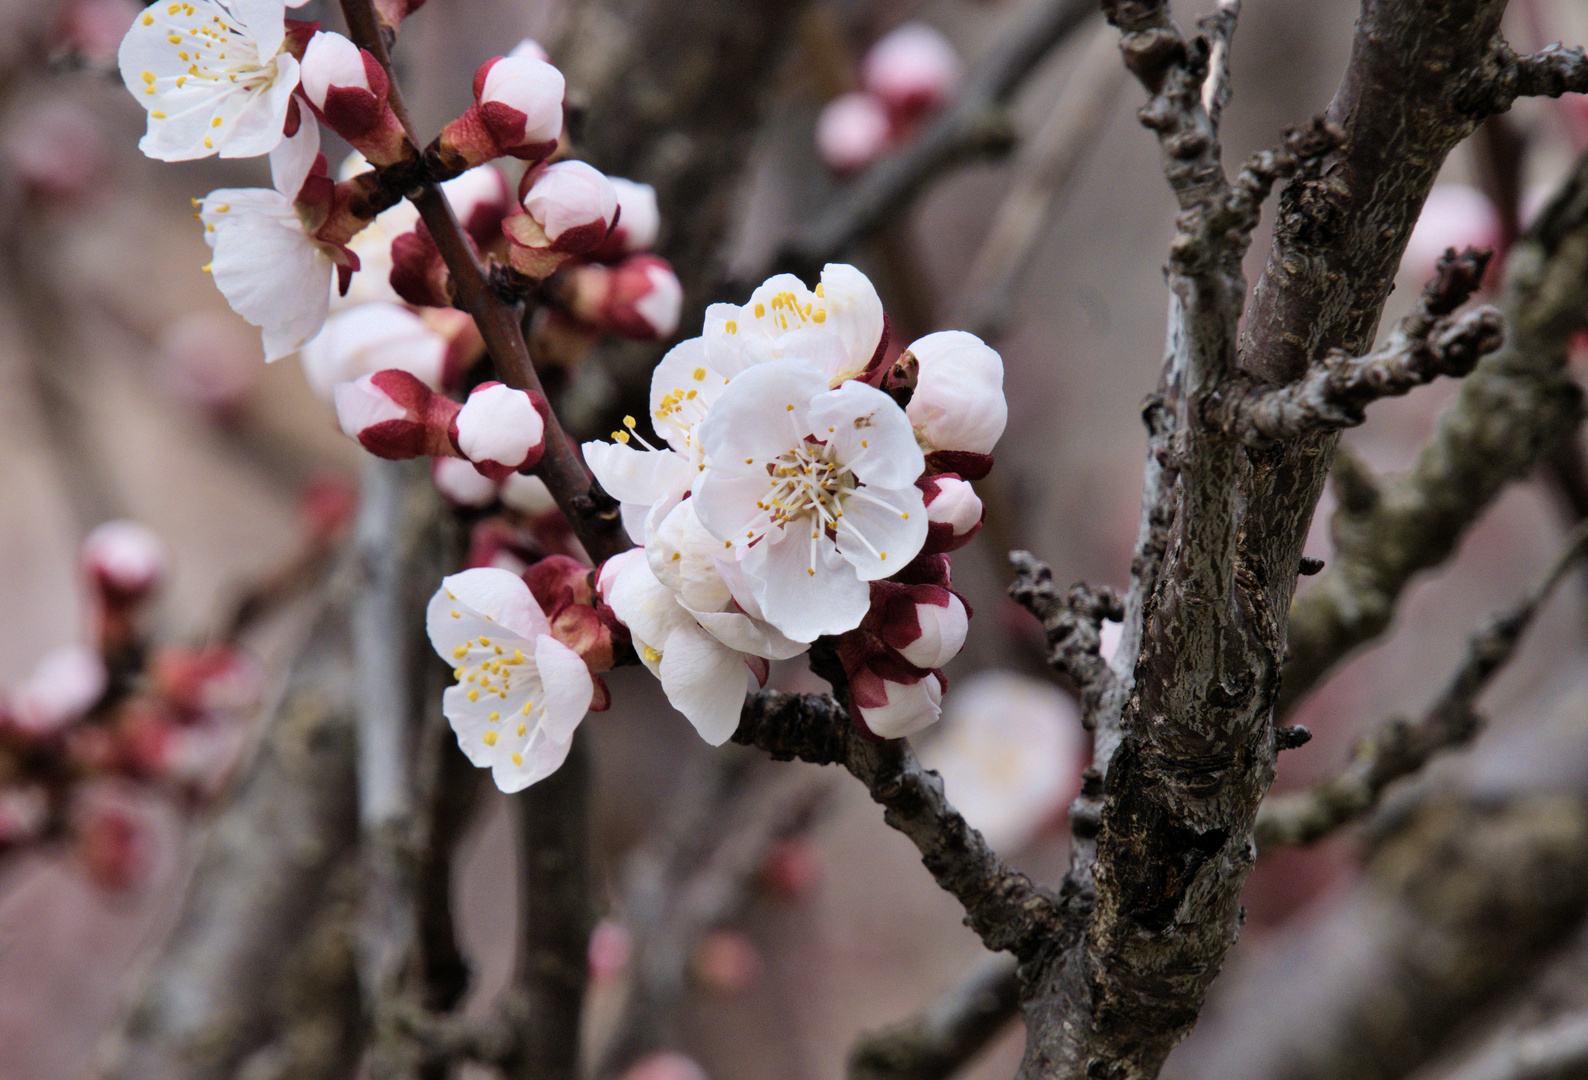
[118, 0, 302, 161]
[333, 369, 461, 460]
[694, 358, 927, 643]
[427, 568, 594, 792]
[504, 160, 620, 280]
[453, 382, 547, 481]
[299, 31, 410, 166]
[431, 54, 565, 172]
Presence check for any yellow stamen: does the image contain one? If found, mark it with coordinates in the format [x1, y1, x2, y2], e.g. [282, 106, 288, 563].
[483, 731, 498, 746]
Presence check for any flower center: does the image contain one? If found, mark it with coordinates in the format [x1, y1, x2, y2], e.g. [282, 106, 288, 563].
[756, 441, 854, 535]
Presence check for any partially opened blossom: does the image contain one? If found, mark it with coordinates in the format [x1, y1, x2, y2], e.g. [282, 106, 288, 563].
[901, 330, 1006, 474]
[432, 54, 565, 171]
[600, 177, 661, 255]
[427, 568, 594, 792]
[453, 382, 546, 480]
[564, 254, 682, 341]
[119, 0, 305, 161]
[299, 31, 409, 166]
[816, 92, 891, 174]
[333, 368, 460, 459]
[505, 160, 619, 279]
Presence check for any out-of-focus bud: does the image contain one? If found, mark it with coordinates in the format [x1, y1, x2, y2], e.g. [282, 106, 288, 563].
[432, 455, 500, 507]
[504, 161, 620, 280]
[500, 472, 556, 515]
[4, 97, 109, 201]
[301, 302, 449, 399]
[430, 55, 565, 172]
[693, 930, 761, 993]
[621, 1052, 711, 1080]
[333, 369, 462, 460]
[877, 585, 968, 670]
[152, 645, 261, 716]
[861, 23, 963, 126]
[815, 91, 891, 175]
[453, 382, 547, 480]
[1402, 183, 1503, 280]
[593, 177, 660, 257]
[588, 917, 632, 985]
[83, 520, 167, 605]
[299, 32, 412, 166]
[760, 836, 824, 898]
[58, 0, 138, 65]
[300, 473, 359, 542]
[919, 474, 984, 552]
[5, 645, 108, 739]
[464, 518, 534, 574]
[0, 786, 49, 849]
[564, 254, 682, 340]
[76, 800, 147, 891]
[507, 38, 550, 63]
[443, 164, 516, 251]
[902, 330, 1006, 476]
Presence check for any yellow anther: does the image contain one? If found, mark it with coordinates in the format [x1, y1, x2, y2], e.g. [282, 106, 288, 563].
[753, 302, 765, 318]
[141, 12, 153, 24]
[785, 403, 795, 411]
[725, 320, 737, 334]
[686, 389, 697, 399]
[815, 283, 825, 297]
[613, 430, 631, 444]
[141, 70, 156, 83]
[175, 76, 186, 87]
[454, 667, 465, 678]
[744, 457, 753, 464]
[483, 731, 498, 746]
[211, 116, 223, 127]
[201, 262, 212, 272]
[901, 512, 909, 519]
[517, 722, 527, 737]
[643, 645, 663, 664]
[880, 552, 888, 560]
[512, 649, 525, 663]
[151, 111, 167, 119]
[861, 439, 868, 448]
[168, 34, 182, 43]
[494, 645, 504, 655]
[478, 636, 491, 646]
[813, 310, 827, 323]
[203, 136, 213, 148]
[488, 711, 499, 721]
[450, 610, 461, 619]
[215, 203, 229, 212]
[692, 367, 706, 381]
[166, 2, 180, 12]
[671, 552, 681, 561]
[467, 689, 480, 702]
[512, 752, 524, 766]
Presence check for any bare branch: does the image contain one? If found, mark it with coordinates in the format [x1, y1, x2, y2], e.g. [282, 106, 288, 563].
[772, 0, 1096, 280]
[1469, 40, 1588, 118]
[1438, 1011, 1588, 1080]
[1007, 552, 1122, 719]
[848, 953, 1020, 1080]
[732, 691, 1066, 960]
[1217, 249, 1502, 448]
[1281, 151, 1588, 715]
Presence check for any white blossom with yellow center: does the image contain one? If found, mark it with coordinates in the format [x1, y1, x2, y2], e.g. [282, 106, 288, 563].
[426, 568, 594, 792]
[118, 0, 308, 162]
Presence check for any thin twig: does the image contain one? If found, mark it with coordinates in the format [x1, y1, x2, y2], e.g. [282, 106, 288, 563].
[847, 953, 1020, 1080]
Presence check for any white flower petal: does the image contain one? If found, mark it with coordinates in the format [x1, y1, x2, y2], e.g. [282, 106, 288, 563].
[533, 635, 595, 742]
[658, 623, 752, 745]
[436, 567, 551, 642]
[834, 483, 926, 581]
[905, 330, 1007, 455]
[816, 263, 885, 379]
[808, 379, 924, 489]
[741, 532, 870, 642]
[698, 356, 827, 467]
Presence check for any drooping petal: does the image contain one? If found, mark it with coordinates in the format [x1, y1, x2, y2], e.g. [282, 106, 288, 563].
[532, 634, 595, 742]
[583, 442, 693, 509]
[658, 623, 753, 745]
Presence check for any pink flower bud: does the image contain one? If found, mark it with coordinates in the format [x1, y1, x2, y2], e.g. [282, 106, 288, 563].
[388, 223, 453, 308]
[588, 918, 632, 984]
[879, 587, 968, 670]
[508, 38, 550, 63]
[300, 32, 411, 166]
[565, 254, 682, 340]
[693, 930, 761, 993]
[904, 330, 1006, 456]
[621, 1052, 711, 1080]
[600, 177, 660, 255]
[77, 802, 147, 891]
[504, 160, 619, 279]
[333, 369, 462, 460]
[453, 382, 547, 480]
[862, 23, 962, 125]
[431, 55, 565, 171]
[83, 520, 167, 604]
[152, 646, 261, 716]
[851, 660, 944, 739]
[815, 92, 891, 175]
[919, 474, 984, 552]
[373, 0, 427, 30]
[6, 645, 108, 738]
[432, 455, 500, 507]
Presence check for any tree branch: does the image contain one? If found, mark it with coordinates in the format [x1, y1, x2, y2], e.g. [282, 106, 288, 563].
[1257, 521, 1588, 850]
[847, 953, 1021, 1080]
[1280, 150, 1588, 715]
[1007, 552, 1122, 719]
[732, 691, 1066, 961]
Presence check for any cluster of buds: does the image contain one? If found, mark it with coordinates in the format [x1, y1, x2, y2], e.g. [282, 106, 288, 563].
[0, 523, 257, 888]
[815, 22, 963, 174]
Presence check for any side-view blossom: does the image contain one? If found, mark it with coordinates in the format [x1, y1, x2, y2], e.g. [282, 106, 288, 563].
[119, 0, 306, 161]
[427, 568, 594, 792]
[694, 358, 927, 642]
[504, 160, 619, 280]
[563, 255, 683, 341]
[431, 54, 565, 172]
[453, 382, 546, 480]
[899, 330, 1006, 475]
[597, 177, 661, 256]
[333, 368, 460, 459]
[299, 31, 410, 166]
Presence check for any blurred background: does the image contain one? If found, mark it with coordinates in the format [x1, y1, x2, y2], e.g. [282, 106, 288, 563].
[2, 0, 1588, 1078]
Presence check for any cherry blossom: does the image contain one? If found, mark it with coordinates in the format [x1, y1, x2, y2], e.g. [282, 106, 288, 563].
[694, 357, 926, 642]
[119, 0, 306, 162]
[433, 53, 565, 170]
[505, 160, 619, 279]
[427, 568, 594, 792]
[300, 302, 450, 398]
[902, 330, 1006, 456]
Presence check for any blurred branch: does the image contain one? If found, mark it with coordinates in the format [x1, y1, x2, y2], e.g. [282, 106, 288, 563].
[596, 755, 831, 1079]
[1257, 521, 1588, 851]
[732, 690, 1066, 961]
[771, 0, 1098, 281]
[847, 953, 1020, 1080]
[1438, 1011, 1588, 1080]
[97, 594, 363, 1080]
[1281, 150, 1588, 716]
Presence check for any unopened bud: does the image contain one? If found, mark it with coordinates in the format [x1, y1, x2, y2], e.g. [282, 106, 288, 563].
[599, 177, 660, 255]
[299, 32, 411, 166]
[815, 92, 891, 175]
[862, 23, 962, 126]
[83, 520, 167, 604]
[919, 474, 984, 552]
[333, 369, 462, 459]
[301, 302, 449, 400]
[879, 586, 968, 670]
[565, 254, 682, 340]
[851, 660, 943, 739]
[504, 160, 620, 279]
[904, 330, 1006, 457]
[6, 644, 107, 738]
[431, 55, 565, 172]
[453, 381, 547, 480]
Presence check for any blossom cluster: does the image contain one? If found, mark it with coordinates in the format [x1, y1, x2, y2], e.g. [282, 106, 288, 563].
[0, 521, 258, 888]
[815, 22, 963, 174]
